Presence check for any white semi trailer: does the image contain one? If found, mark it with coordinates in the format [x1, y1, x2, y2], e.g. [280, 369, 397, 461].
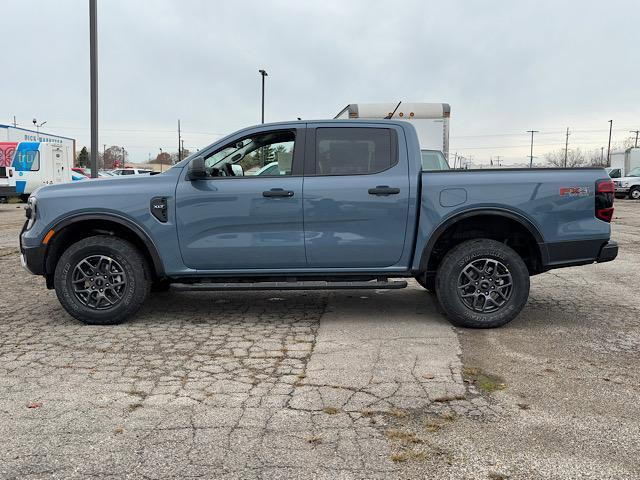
[334, 102, 451, 169]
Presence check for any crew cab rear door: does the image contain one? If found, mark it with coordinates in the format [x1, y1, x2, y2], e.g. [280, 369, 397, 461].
[302, 123, 410, 268]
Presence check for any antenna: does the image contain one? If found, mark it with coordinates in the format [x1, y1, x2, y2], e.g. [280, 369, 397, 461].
[384, 101, 402, 119]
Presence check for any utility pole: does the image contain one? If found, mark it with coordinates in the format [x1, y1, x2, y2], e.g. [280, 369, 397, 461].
[601, 147, 604, 164]
[564, 127, 570, 167]
[12, 116, 16, 127]
[527, 130, 539, 168]
[630, 130, 639, 148]
[181, 139, 185, 158]
[177, 119, 181, 163]
[606, 120, 613, 167]
[89, 0, 98, 178]
[259, 69, 268, 123]
[495, 155, 502, 167]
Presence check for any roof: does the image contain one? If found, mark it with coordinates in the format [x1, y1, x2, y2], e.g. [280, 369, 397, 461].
[0, 124, 75, 141]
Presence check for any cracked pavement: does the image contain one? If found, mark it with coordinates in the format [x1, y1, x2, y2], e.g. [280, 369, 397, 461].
[1, 201, 638, 479]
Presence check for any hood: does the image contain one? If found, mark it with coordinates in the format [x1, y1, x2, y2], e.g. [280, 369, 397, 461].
[33, 169, 180, 199]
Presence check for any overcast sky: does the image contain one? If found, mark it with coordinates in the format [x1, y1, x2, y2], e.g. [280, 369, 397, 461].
[2, 0, 639, 165]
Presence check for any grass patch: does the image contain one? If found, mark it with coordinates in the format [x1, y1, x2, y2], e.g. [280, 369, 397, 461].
[114, 426, 124, 434]
[128, 403, 143, 412]
[424, 420, 443, 433]
[386, 428, 422, 445]
[322, 406, 339, 415]
[388, 407, 408, 419]
[390, 448, 428, 462]
[463, 367, 506, 393]
[433, 393, 466, 402]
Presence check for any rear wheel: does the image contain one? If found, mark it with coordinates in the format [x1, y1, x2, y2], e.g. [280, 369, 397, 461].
[54, 235, 150, 325]
[629, 186, 640, 200]
[435, 239, 530, 328]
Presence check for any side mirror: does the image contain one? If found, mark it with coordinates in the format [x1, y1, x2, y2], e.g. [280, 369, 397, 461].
[187, 156, 207, 180]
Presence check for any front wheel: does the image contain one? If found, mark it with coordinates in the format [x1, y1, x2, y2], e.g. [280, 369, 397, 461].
[629, 186, 640, 200]
[54, 235, 151, 325]
[435, 239, 530, 328]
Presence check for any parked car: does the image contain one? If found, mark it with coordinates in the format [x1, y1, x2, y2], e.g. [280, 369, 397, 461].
[111, 168, 156, 176]
[19, 120, 617, 328]
[72, 167, 90, 177]
[612, 166, 640, 199]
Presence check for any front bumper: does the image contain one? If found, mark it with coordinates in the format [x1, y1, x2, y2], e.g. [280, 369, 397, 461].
[614, 187, 629, 194]
[596, 240, 618, 263]
[19, 220, 46, 275]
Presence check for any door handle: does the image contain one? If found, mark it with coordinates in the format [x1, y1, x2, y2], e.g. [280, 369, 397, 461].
[263, 188, 295, 198]
[368, 186, 400, 196]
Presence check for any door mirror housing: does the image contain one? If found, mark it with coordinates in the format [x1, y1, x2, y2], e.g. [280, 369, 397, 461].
[187, 156, 207, 180]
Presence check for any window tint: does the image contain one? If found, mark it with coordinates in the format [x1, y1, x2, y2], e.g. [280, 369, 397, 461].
[315, 128, 395, 175]
[121, 170, 134, 175]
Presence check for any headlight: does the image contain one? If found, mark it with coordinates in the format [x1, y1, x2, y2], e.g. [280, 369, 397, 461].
[621, 181, 630, 188]
[25, 196, 37, 230]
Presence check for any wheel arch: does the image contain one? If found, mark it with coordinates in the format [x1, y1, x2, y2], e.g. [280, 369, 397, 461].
[418, 208, 547, 277]
[44, 213, 165, 285]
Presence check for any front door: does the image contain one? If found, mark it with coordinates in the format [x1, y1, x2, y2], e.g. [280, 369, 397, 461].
[303, 124, 410, 268]
[176, 126, 306, 271]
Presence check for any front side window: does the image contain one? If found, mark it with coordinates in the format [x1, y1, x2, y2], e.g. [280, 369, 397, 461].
[315, 128, 395, 176]
[205, 130, 295, 177]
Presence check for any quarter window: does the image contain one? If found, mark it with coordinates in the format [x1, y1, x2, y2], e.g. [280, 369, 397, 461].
[315, 128, 396, 176]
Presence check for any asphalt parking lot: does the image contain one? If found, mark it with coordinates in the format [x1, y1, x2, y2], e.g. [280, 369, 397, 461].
[0, 201, 638, 479]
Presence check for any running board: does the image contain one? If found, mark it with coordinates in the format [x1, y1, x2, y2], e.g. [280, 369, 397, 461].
[170, 279, 408, 292]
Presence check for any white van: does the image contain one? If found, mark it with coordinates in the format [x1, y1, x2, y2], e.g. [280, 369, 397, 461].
[12, 142, 76, 199]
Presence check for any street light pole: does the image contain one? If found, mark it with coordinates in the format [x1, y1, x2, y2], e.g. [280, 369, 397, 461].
[89, 0, 99, 178]
[564, 127, 570, 168]
[527, 130, 539, 168]
[606, 120, 613, 167]
[259, 69, 268, 124]
[630, 130, 639, 148]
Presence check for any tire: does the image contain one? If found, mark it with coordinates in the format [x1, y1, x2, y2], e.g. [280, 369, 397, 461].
[20, 194, 30, 203]
[629, 187, 640, 200]
[414, 273, 435, 292]
[435, 239, 530, 328]
[54, 235, 151, 325]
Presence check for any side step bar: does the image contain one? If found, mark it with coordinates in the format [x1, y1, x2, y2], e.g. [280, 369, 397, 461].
[171, 279, 408, 292]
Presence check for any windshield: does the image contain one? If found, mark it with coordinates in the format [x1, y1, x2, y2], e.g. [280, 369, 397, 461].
[421, 150, 450, 171]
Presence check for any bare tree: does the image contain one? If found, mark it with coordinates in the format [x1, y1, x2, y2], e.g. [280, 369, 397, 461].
[104, 146, 127, 169]
[155, 152, 172, 165]
[545, 148, 586, 168]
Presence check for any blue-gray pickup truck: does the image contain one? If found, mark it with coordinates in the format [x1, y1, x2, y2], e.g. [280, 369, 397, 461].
[19, 120, 618, 328]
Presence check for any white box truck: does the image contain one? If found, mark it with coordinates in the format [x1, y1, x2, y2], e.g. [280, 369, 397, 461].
[334, 102, 451, 169]
[0, 125, 78, 200]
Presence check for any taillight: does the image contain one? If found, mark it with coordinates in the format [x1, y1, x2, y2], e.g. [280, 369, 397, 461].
[595, 179, 614, 222]
[8, 169, 12, 177]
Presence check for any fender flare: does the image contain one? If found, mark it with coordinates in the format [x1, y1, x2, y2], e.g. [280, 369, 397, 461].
[47, 213, 165, 276]
[418, 208, 548, 272]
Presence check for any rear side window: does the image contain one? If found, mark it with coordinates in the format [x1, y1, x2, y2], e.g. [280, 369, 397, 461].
[315, 128, 396, 175]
